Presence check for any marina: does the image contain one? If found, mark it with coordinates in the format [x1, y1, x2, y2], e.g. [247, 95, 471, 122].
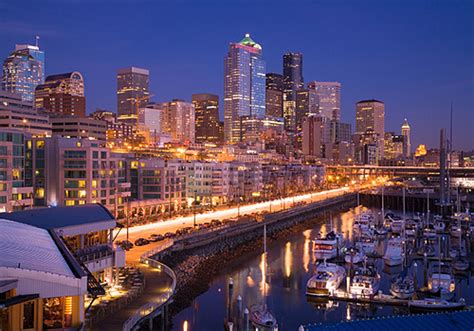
[172, 205, 474, 330]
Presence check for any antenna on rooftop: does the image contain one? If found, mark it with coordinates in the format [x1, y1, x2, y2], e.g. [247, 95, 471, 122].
[35, 35, 40, 48]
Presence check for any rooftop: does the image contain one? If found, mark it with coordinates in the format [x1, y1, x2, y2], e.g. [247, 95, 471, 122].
[0, 204, 115, 230]
[0, 219, 77, 278]
[357, 99, 384, 104]
[304, 311, 474, 331]
[238, 33, 262, 50]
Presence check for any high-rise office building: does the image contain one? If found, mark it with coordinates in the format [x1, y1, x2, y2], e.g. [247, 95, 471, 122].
[307, 81, 341, 120]
[329, 120, 352, 144]
[224, 34, 266, 143]
[283, 52, 303, 133]
[160, 99, 195, 144]
[35, 72, 85, 117]
[295, 88, 320, 139]
[265, 73, 283, 118]
[1, 43, 45, 102]
[355, 99, 385, 162]
[302, 114, 330, 158]
[401, 118, 411, 158]
[192, 93, 221, 144]
[117, 67, 150, 126]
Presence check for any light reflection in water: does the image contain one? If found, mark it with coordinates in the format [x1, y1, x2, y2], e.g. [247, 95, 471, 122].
[259, 252, 267, 296]
[302, 230, 312, 273]
[182, 320, 188, 331]
[284, 242, 292, 278]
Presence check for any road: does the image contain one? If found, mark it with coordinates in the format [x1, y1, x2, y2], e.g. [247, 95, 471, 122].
[115, 187, 353, 255]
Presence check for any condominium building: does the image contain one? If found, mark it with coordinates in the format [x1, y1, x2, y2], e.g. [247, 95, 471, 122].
[35, 72, 86, 117]
[0, 91, 51, 137]
[117, 67, 150, 126]
[30, 136, 128, 215]
[1, 43, 45, 102]
[50, 117, 107, 142]
[0, 130, 33, 212]
[224, 34, 266, 143]
[307, 81, 341, 120]
[160, 99, 195, 144]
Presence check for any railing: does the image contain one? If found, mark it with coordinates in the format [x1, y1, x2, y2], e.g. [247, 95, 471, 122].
[122, 243, 176, 331]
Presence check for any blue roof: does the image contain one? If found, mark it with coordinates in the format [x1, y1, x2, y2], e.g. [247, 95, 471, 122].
[0, 204, 115, 230]
[305, 311, 474, 331]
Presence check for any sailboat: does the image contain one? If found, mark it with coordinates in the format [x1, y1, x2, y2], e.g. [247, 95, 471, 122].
[250, 223, 277, 330]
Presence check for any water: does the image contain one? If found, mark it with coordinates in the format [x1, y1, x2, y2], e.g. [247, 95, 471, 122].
[172, 207, 473, 331]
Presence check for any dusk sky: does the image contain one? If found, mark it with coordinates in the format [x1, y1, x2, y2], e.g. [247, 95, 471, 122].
[1, 0, 472, 150]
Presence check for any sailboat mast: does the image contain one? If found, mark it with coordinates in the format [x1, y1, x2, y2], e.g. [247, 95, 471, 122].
[447, 103, 453, 207]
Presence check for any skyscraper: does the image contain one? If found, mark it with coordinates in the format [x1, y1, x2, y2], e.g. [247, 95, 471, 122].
[160, 99, 195, 144]
[282, 52, 303, 132]
[224, 34, 266, 143]
[35, 72, 85, 117]
[307, 81, 341, 120]
[117, 67, 150, 126]
[265, 73, 283, 118]
[192, 93, 221, 144]
[2, 43, 45, 102]
[302, 114, 330, 158]
[295, 88, 320, 138]
[401, 118, 411, 158]
[355, 99, 385, 163]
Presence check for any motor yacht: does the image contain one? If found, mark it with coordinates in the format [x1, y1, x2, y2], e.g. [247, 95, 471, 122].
[313, 231, 343, 260]
[306, 262, 346, 297]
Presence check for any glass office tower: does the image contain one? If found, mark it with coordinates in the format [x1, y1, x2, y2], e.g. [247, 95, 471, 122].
[2, 44, 45, 102]
[224, 34, 266, 143]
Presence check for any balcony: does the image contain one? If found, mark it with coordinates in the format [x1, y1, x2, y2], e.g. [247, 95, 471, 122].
[77, 244, 125, 273]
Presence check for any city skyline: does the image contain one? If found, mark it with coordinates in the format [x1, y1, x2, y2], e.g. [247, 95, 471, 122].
[0, 1, 472, 150]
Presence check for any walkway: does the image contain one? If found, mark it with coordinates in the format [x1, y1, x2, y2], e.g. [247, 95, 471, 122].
[92, 261, 173, 331]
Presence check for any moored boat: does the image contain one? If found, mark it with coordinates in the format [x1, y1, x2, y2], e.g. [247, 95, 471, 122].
[349, 261, 381, 297]
[249, 304, 278, 330]
[409, 298, 465, 312]
[306, 262, 346, 297]
[390, 276, 415, 299]
[313, 231, 343, 260]
[383, 237, 403, 266]
[344, 247, 365, 264]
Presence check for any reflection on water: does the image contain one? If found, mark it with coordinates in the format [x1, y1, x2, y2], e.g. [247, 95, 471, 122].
[172, 207, 474, 331]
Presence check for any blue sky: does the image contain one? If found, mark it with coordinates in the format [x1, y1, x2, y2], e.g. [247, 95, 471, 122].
[1, 0, 473, 150]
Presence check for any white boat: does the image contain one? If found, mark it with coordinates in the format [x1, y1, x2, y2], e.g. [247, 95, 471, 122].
[383, 237, 403, 266]
[409, 298, 465, 312]
[428, 262, 455, 299]
[353, 211, 374, 233]
[405, 219, 419, 237]
[306, 262, 346, 297]
[390, 276, 415, 299]
[344, 247, 365, 264]
[350, 262, 381, 297]
[423, 224, 437, 238]
[250, 224, 277, 330]
[390, 219, 405, 234]
[453, 260, 469, 272]
[249, 304, 277, 330]
[313, 231, 343, 260]
[356, 236, 376, 255]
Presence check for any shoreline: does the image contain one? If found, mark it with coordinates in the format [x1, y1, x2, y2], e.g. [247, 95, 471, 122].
[162, 202, 355, 320]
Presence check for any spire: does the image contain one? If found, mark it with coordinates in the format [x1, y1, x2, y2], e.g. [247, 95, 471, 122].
[402, 118, 410, 129]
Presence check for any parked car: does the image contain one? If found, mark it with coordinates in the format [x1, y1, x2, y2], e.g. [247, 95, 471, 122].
[164, 232, 175, 239]
[210, 219, 222, 227]
[116, 240, 133, 250]
[148, 234, 164, 242]
[134, 238, 150, 246]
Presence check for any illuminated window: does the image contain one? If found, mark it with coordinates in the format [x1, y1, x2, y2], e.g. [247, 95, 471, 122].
[78, 190, 87, 198]
[78, 180, 86, 188]
[65, 200, 75, 206]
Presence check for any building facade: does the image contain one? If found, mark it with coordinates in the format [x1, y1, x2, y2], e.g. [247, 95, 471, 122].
[355, 99, 385, 162]
[401, 118, 411, 158]
[0, 91, 51, 137]
[117, 67, 150, 126]
[160, 99, 195, 144]
[192, 93, 221, 144]
[224, 34, 266, 143]
[50, 117, 107, 142]
[35, 72, 86, 117]
[0, 130, 33, 212]
[265, 73, 284, 118]
[307, 81, 341, 120]
[1, 44, 45, 102]
[282, 52, 303, 133]
[302, 114, 330, 158]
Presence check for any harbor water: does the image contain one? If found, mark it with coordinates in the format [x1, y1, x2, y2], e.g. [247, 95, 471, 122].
[172, 207, 474, 330]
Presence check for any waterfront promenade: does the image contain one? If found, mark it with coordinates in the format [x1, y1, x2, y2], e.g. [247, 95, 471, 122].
[99, 187, 358, 330]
